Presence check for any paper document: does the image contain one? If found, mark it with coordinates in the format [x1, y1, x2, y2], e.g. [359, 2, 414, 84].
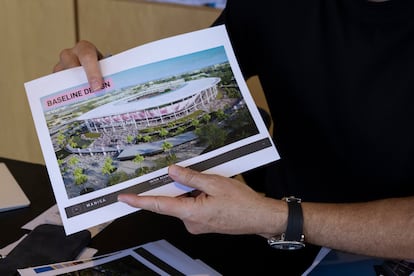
[25, 25, 279, 235]
[22, 204, 111, 238]
[18, 239, 222, 275]
[0, 163, 30, 212]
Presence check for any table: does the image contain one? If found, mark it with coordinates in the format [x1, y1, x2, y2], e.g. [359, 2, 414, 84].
[0, 157, 319, 275]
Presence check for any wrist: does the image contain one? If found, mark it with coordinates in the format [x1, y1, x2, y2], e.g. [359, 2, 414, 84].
[261, 197, 288, 238]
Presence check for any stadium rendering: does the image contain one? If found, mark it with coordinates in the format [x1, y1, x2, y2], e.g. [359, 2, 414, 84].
[77, 77, 221, 133]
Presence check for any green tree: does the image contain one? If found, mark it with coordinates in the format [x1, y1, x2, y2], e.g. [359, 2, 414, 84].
[57, 158, 66, 173]
[195, 123, 227, 150]
[107, 171, 130, 186]
[73, 167, 88, 185]
[174, 126, 185, 135]
[191, 119, 200, 130]
[214, 109, 228, 121]
[161, 141, 176, 166]
[126, 134, 134, 144]
[159, 128, 169, 139]
[68, 137, 78, 148]
[201, 113, 211, 123]
[133, 154, 144, 167]
[68, 156, 79, 167]
[143, 135, 152, 143]
[162, 141, 173, 157]
[102, 157, 115, 175]
[56, 131, 66, 148]
[133, 154, 146, 176]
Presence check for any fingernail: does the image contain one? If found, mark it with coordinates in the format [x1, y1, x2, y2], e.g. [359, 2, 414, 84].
[91, 79, 102, 91]
[168, 164, 181, 177]
[117, 194, 127, 202]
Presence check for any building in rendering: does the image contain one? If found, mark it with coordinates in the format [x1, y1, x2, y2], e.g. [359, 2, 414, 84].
[77, 77, 221, 133]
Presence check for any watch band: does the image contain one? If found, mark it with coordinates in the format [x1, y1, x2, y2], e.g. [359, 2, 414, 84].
[267, 196, 305, 250]
[284, 196, 303, 241]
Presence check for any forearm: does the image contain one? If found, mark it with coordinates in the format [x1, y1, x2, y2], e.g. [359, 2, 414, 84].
[301, 196, 414, 260]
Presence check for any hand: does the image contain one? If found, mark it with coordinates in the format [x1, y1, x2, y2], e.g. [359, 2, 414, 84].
[53, 40, 104, 91]
[118, 165, 286, 236]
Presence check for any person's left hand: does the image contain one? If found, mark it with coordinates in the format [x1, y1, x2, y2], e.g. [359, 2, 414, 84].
[118, 164, 286, 237]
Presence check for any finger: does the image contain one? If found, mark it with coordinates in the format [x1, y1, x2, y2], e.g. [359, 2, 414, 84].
[117, 193, 189, 218]
[168, 165, 212, 192]
[72, 40, 104, 91]
[53, 48, 82, 73]
[53, 62, 64, 73]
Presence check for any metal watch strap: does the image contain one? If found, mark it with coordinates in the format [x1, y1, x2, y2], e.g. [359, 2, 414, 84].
[284, 196, 303, 241]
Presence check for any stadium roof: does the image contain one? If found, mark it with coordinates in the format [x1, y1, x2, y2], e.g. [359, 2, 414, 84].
[77, 77, 220, 120]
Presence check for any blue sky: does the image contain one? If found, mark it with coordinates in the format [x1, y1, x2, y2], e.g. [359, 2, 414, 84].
[111, 46, 228, 88]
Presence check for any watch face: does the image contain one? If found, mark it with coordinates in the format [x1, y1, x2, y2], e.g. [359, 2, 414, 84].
[269, 240, 305, 250]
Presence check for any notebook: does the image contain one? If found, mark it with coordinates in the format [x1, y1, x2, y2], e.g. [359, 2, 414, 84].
[0, 162, 30, 212]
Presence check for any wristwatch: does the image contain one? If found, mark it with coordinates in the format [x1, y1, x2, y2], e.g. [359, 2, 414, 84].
[267, 196, 305, 250]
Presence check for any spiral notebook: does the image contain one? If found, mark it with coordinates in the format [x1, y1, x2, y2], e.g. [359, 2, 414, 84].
[0, 162, 30, 212]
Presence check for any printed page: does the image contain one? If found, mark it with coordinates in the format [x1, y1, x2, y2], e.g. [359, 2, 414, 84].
[18, 239, 222, 276]
[25, 25, 279, 235]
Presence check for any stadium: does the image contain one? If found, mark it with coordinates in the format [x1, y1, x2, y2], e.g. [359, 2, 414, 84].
[77, 77, 221, 133]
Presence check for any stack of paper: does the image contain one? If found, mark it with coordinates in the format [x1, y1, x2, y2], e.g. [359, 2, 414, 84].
[17, 239, 221, 275]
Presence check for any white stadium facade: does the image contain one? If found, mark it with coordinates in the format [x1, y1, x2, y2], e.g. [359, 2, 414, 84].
[77, 77, 221, 133]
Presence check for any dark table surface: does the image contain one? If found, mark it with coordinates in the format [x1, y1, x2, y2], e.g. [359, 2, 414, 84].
[0, 157, 319, 275]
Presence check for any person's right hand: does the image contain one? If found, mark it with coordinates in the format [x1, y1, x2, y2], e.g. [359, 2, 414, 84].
[53, 40, 104, 91]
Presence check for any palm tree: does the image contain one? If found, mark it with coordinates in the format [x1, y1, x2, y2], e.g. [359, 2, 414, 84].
[126, 134, 134, 144]
[133, 154, 145, 176]
[159, 128, 169, 139]
[68, 156, 79, 167]
[68, 137, 78, 148]
[201, 113, 211, 123]
[162, 141, 173, 157]
[162, 141, 176, 165]
[56, 131, 66, 148]
[191, 119, 200, 131]
[143, 135, 152, 143]
[101, 157, 115, 175]
[73, 167, 88, 185]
